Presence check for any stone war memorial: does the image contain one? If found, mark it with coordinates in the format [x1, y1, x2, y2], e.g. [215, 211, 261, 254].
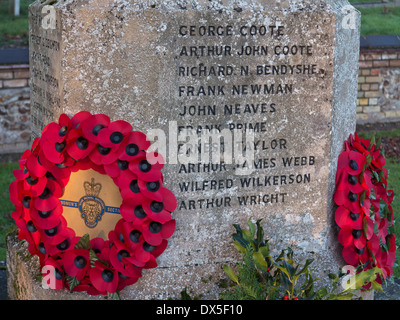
[7, 0, 367, 300]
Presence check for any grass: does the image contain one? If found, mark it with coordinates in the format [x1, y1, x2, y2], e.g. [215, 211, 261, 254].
[357, 7, 400, 36]
[0, 162, 19, 260]
[0, 0, 32, 48]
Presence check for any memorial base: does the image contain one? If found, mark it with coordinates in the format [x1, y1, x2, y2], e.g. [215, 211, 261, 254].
[6, 230, 374, 300]
[6, 230, 225, 300]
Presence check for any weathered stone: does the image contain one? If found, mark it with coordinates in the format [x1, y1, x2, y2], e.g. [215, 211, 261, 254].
[24, 0, 361, 299]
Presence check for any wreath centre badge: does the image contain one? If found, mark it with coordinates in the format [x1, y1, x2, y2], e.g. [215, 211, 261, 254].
[60, 169, 122, 239]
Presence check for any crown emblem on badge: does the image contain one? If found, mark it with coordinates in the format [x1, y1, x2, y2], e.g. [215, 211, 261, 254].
[84, 178, 102, 197]
[78, 178, 105, 228]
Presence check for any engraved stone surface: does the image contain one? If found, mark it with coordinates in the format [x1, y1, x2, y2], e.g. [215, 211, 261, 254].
[26, 0, 361, 299]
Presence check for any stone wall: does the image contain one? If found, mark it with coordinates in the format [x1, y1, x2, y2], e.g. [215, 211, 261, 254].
[0, 64, 31, 156]
[357, 48, 400, 124]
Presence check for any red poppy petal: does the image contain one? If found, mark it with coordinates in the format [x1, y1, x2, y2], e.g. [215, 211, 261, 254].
[342, 245, 359, 265]
[161, 219, 176, 239]
[334, 189, 348, 206]
[89, 265, 108, 293]
[41, 122, 64, 143]
[138, 179, 164, 202]
[109, 120, 132, 135]
[42, 140, 65, 163]
[104, 161, 123, 178]
[26, 153, 47, 178]
[354, 235, 366, 249]
[70, 111, 91, 129]
[81, 114, 110, 142]
[338, 227, 353, 247]
[119, 131, 150, 161]
[160, 188, 177, 212]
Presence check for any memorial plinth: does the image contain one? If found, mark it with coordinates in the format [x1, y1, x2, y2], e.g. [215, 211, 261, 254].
[18, 0, 362, 299]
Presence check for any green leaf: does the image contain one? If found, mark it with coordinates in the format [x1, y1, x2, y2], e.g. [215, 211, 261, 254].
[241, 229, 253, 243]
[232, 233, 249, 249]
[375, 137, 381, 150]
[296, 259, 314, 276]
[224, 265, 239, 284]
[330, 292, 354, 300]
[368, 136, 376, 151]
[342, 267, 382, 292]
[233, 240, 247, 254]
[258, 245, 270, 258]
[252, 251, 269, 271]
[107, 290, 121, 300]
[89, 249, 99, 267]
[248, 220, 256, 238]
[255, 219, 264, 249]
[66, 275, 80, 291]
[74, 233, 91, 250]
[283, 260, 295, 278]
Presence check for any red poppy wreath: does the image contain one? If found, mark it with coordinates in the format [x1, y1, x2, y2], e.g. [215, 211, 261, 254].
[9, 111, 177, 297]
[334, 132, 395, 288]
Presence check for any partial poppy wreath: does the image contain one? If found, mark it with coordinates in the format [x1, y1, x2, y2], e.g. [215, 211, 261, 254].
[334, 133, 395, 288]
[9, 111, 177, 297]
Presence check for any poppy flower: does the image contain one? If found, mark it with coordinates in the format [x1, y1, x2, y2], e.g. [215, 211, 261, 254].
[335, 206, 362, 230]
[9, 180, 27, 209]
[38, 151, 72, 189]
[129, 152, 164, 182]
[97, 120, 132, 151]
[89, 142, 119, 166]
[334, 186, 362, 213]
[142, 219, 176, 246]
[41, 114, 71, 145]
[66, 128, 96, 160]
[90, 237, 112, 263]
[337, 149, 366, 176]
[23, 175, 48, 197]
[342, 243, 369, 265]
[103, 159, 130, 178]
[142, 188, 177, 224]
[40, 134, 68, 164]
[117, 170, 142, 200]
[34, 179, 63, 212]
[46, 229, 77, 256]
[12, 211, 42, 257]
[126, 239, 168, 269]
[120, 196, 148, 224]
[13, 144, 44, 181]
[138, 178, 164, 202]
[39, 216, 71, 245]
[336, 170, 368, 193]
[118, 131, 150, 161]
[108, 220, 129, 248]
[70, 111, 92, 129]
[122, 222, 145, 253]
[80, 113, 110, 143]
[109, 243, 143, 279]
[350, 132, 373, 155]
[89, 260, 119, 293]
[338, 225, 366, 250]
[42, 258, 65, 290]
[62, 249, 90, 280]
[30, 202, 63, 229]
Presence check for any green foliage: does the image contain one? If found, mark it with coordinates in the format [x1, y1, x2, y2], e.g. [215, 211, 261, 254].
[221, 219, 384, 300]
